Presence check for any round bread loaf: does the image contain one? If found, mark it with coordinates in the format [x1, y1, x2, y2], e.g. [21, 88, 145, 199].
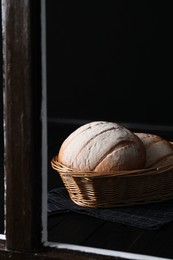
[57, 121, 146, 172]
[134, 132, 173, 168]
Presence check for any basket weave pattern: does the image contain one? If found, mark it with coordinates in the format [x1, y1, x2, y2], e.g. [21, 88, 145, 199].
[51, 156, 173, 208]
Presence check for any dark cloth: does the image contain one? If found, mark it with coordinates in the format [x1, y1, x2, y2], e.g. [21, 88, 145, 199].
[48, 187, 173, 230]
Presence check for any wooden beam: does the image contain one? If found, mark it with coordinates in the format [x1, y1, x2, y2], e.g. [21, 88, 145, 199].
[2, 0, 42, 251]
[0, 247, 132, 260]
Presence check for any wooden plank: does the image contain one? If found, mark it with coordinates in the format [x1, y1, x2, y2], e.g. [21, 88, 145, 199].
[0, 1, 4, 234]
[83, 221, 144, 252]
[48, 212, 106, 244]
[0, 247, 126, 260]
[2, 0, 42, 250]
[48, 213, 69, 230]
[48, 208, 173, 259]
[129, 221, 173, 259]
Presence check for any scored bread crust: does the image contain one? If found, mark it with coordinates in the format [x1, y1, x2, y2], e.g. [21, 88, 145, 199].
[58, 121, 146, 172]
[134, 132, 173, 168]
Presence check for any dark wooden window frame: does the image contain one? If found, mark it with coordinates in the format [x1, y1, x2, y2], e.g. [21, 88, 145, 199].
[0, 1, 169, 259]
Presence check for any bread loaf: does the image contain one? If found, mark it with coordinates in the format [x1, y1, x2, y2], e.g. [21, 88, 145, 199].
[57, 121, 146, 172]
[134, 132, 173, 168]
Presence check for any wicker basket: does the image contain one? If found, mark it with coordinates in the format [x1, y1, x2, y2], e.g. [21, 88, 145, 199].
[51, 156, 173, 208]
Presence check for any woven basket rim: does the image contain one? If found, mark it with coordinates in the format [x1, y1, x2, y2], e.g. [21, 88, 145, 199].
[51, 155, 173, 177]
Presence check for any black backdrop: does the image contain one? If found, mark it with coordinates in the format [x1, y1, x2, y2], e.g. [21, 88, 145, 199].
[46, 1, 172, 126]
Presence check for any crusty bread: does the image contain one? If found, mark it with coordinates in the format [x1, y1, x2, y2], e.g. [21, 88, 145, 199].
[134, 132, 173, 168]
[57, 121, 146, 172]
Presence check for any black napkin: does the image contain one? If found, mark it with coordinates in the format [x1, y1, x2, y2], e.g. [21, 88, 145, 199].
[48, 187, 173, 230]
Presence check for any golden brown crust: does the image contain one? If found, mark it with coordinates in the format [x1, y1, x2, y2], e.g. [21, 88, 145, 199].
[58, 121, 146, 172]
[134, 132, 173, 168]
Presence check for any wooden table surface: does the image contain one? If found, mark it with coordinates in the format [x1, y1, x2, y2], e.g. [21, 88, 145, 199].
[48, 210, 173, 259]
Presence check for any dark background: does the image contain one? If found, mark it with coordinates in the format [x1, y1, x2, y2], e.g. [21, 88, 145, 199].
[46, 1, 172, 125]
[46, 1, 173, 192]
